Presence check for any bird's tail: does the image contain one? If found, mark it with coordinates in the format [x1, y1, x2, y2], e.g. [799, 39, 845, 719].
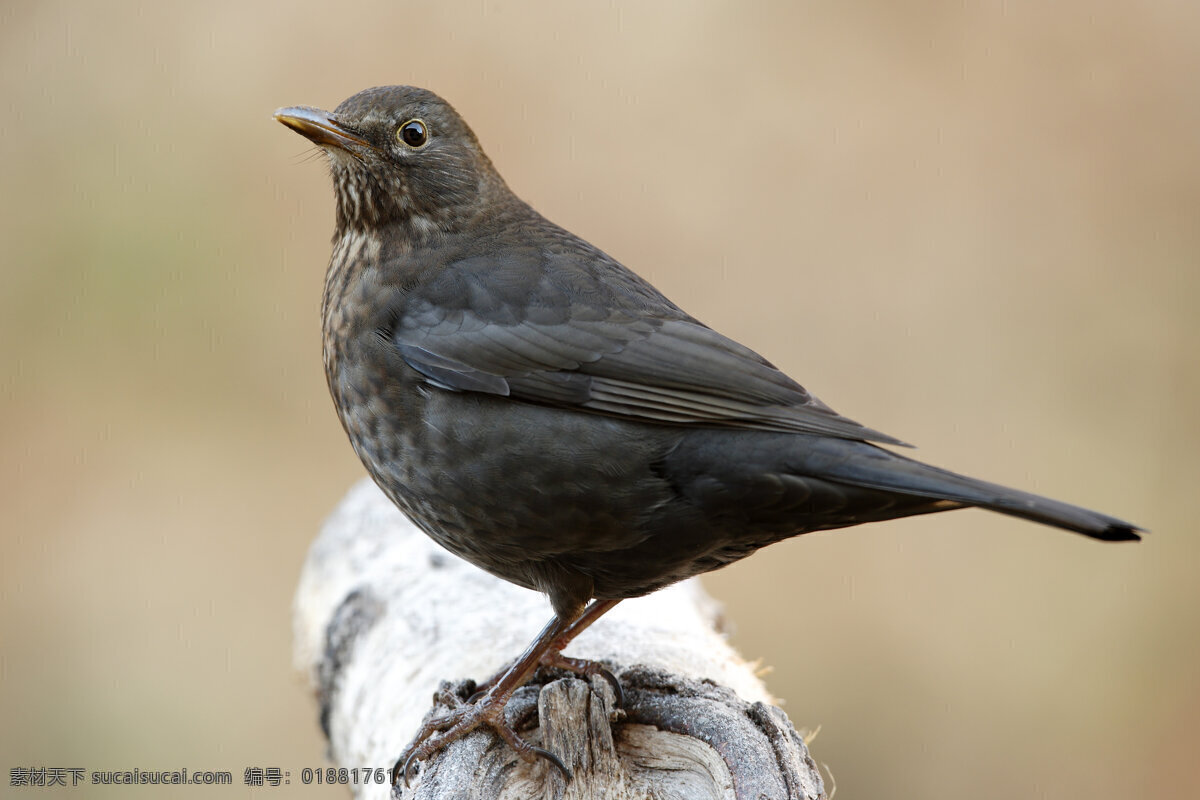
[794, 438, 1143, 541]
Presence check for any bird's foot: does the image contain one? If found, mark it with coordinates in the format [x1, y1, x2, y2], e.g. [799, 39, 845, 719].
[467, 653, 623, 707]
[391, 682, 570, 788]
[392, 601, 623, 788]
[540, 653, 624, 707]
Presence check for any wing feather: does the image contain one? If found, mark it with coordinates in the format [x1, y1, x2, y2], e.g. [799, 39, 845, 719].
[389, 248, 905, 445]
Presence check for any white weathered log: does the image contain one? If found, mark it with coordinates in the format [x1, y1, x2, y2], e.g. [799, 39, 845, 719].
[294, 479, 826, 800]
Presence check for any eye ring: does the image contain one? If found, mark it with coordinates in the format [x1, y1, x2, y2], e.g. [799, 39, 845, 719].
[397, 119, 429, 149]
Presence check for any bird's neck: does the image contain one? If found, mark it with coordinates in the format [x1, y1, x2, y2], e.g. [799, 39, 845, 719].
[331, 162, 513, 243]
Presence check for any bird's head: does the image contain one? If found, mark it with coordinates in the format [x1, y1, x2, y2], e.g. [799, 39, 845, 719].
[276, 86, 505, 237]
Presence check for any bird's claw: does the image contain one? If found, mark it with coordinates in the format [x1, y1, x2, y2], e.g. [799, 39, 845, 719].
[390, 702, 471, 787]
[529, 746, 572, 781]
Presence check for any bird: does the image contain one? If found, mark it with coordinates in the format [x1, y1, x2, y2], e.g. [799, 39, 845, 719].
[275, 85, 1141, 783]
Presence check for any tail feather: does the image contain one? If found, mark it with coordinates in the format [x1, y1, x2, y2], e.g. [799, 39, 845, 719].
[793, 439, 1143, 542]
[933, 474, 1142, 541]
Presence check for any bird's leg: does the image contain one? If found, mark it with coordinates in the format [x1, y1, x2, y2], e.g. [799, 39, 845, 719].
[540, 598, 624, 704]
[392, 598, 621, 786]
[552, 597, 622, 648]
[467, 598, 623, 702]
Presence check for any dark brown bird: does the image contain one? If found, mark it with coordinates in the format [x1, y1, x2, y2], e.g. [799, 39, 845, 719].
[275, 85, 1141, 782]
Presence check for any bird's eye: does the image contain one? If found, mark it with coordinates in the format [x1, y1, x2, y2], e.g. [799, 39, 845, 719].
[397, 120, 428, 148]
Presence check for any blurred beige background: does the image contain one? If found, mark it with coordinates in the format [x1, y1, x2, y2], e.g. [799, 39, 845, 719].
[2, 1, 1196, 798]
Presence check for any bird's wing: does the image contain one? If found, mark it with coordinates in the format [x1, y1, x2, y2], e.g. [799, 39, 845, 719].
[390, 254, 905, 445]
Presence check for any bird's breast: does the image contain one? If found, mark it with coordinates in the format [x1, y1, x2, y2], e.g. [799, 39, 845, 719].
[322, 230, 410, 469]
